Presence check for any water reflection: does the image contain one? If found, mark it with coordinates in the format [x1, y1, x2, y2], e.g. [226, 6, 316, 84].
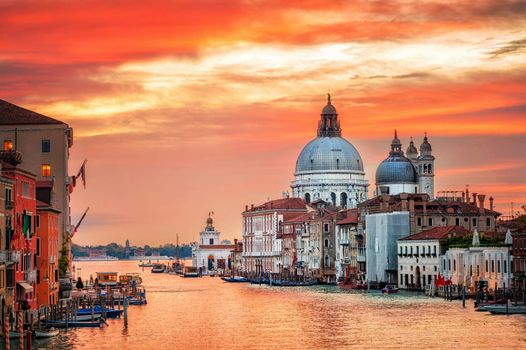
[14, 261, 525, 350]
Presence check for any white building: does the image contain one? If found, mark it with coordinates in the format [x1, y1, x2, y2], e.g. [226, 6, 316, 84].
[192, 216, 234, 275]
[291, 95, 369, 208]
[366, 211, 410, 284]
[440, 230, 513, 290]
[397, 226, 470, 290]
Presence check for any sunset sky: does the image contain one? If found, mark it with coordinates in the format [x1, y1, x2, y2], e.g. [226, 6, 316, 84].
[1, 0, 525, 246]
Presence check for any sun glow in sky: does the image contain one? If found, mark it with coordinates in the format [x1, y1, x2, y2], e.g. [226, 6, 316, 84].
[1, 0, 525, 245]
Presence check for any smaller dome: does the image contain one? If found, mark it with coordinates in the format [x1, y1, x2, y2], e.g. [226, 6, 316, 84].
[420, 134, 432, 154]
[406, 137, 418, 156]
[376, 156, 417, 184]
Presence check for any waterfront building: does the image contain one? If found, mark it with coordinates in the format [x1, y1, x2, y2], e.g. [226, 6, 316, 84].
[230, 239, 244, 277]
[283, 212, 310, 278]
[512, 227, 526, 290]
[397, 226, 470, 290]
[1, 162, 38, 312]
[440, 230, 513, 291]
[358, 192, 500, 237]
[0, 100, 76, 275]
[0, 163, 15, 315]
[365, 212, 410, 284]
[192, 215, 235, 275]
[335, 208, 365, 282]
[291, 95, 369, 208]
[35, 194, 60, 306]
[242, 198, 307, 278]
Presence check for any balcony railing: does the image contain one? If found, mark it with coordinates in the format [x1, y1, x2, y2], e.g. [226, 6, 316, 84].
[5, 200, 13, 209]
[25, 269, 37, 283]
[0, 250, 20, 264]
[339, 239, 349, 245]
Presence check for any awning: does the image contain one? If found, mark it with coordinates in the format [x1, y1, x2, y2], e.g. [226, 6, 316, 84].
[17, 282, 33, 292]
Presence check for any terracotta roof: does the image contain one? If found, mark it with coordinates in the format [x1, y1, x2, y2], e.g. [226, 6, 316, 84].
[337, 208, 359, 225]
[0, 99, 65, 125]
[246, 197, 306, 212]
[400, 226, 470, 241]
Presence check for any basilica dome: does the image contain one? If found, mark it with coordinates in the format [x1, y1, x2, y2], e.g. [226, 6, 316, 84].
[375, 156, 417, 184]
[295, 137, 364, 174]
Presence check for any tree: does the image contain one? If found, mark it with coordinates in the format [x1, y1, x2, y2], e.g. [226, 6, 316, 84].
[58, 241, 70, 278]
[76, 277, 84, 289]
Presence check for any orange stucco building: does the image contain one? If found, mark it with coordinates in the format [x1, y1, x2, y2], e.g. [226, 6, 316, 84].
[36, 200, 60, 306]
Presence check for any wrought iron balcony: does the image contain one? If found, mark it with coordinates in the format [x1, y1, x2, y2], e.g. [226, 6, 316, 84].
[0, 250, 20, 264]
[0, 150, 22, 165]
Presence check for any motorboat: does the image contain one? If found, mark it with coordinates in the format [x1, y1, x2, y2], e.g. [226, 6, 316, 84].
[183, 266, 199, 277]
[151, 264, 166, 273]
[483, 304, 526, 315]
[381, 285, 399, 294]
[138, 260, 155, 268]
[34, 328, 60, 338]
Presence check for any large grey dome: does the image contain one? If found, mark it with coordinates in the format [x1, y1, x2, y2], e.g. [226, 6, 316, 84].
[376, 156, 417, 184]
[295, 137, 364, 174]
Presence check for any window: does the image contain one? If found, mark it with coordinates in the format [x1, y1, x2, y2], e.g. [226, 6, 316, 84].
[472, 218, 477, 227]
[417, 217, 422, 226]
[491, 260, 494, 273]
[455, 218, 460, 225]
[504, 261, 507, 273]
[35, 215, 40, 229]
[486, 218, 490, 227]
[209, 238, 214, 245]
[453, 260, 456, 271]
[498, 261, 501, 273]
[324, 223, 329, 233]
[416, 246, 419, 255]
[324, 238, 329, 248]
[36, 238, 41, 256]
[41, 164, 51, 177]
[305, 193, 311, 203]
[428, 218, 433, 226]
[485, 260, 488, 272]
[3, 140, 13, 151]
[42, 139, 51, 153]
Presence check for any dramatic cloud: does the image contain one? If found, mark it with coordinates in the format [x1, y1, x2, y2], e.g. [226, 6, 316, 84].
[1, 0, 525, 244]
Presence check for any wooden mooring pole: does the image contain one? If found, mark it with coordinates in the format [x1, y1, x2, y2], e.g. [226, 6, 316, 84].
[3, 309, 9, 350]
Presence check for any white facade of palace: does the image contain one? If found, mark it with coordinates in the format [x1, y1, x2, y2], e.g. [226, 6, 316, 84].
[291, 95, 369, 208]
[192, 216, 234, 275]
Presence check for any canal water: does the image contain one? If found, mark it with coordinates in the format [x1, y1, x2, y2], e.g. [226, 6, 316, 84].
[11, 260, 526, 349]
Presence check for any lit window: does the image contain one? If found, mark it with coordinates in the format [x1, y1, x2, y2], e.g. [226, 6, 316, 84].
[3, 140, 12, 151]
[42, 139, 51, 153]
[41, 164, 51, 177]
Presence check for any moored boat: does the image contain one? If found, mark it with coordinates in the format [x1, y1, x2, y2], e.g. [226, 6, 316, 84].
[78, 305, 123, 319]
[46, 319, 102, 328]
[128, 297, 147, 305]
[381, 285, 399, 294]
[151, 263, 166, 273]
[221, 276, 249, 283]
[483, 305, 526, 315]
[183, 266, 199, 277]
[34, 328, 60, 338]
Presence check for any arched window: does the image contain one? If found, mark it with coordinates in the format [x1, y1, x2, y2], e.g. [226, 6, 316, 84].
[305, 193, 311, 203]
[486, 218, 490, 227]
[330, 192, 336, 206]
[428, 164, 432, 173]
[324, 238, 329, 248]
[340, 192, 348, 208]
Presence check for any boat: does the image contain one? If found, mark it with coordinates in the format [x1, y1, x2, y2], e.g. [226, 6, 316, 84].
[46, 319, 102, 328]
[483, 304, 526, 315]
[34, 328, 60, 338]
[138, 260, 155, 267]
[119, 273, 143, 286]
[183, 266, 199, 277]
[74, 313, 102, 321]
[78, 305, 123, 319]
[381, 285, 399, 294]
[128, 297, 147, 305]
[221, 276, 249, 283]
[96, 272, 119, 287]
[339, 280, 367, 290]
[151, 263, 166, 273]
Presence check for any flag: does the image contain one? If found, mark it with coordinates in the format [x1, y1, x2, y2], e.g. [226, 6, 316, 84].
[76, 159, 87, 189]
[435, 273, 446, 287]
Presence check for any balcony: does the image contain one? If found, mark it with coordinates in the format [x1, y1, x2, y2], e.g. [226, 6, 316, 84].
[25, 269, 37, 283]
[339, 239, 349, 245]
[5, 200, 13, 209]
[357, 255, 366, 263]
[0, 250, 20, 264]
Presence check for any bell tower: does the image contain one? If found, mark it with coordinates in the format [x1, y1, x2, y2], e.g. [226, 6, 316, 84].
[417, 133, 435, 198]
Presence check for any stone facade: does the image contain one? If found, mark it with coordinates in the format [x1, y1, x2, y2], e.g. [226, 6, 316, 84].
[192, 216, 234, 275]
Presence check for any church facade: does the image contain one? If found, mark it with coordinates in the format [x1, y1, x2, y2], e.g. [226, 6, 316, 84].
[192, 216, 234, 275]
[291, 95, 369, 208]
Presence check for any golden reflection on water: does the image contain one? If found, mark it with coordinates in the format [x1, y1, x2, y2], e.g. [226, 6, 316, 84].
[20, 261, 526, 350]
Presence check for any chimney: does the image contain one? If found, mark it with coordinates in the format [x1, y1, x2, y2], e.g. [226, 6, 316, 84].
[251, 204, 254, 210]
[477, 194, 486, 212]
[245, 205, 248, 212]
[472, 192, 477, 205]
[465, 186, 469, 203]
[489, 196, 494, 211]
[234, 238, 238, 245]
